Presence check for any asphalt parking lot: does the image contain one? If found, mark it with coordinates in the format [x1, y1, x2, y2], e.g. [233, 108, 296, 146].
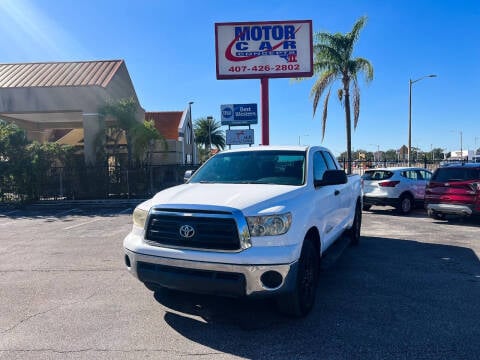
[0, 205, 479, 360]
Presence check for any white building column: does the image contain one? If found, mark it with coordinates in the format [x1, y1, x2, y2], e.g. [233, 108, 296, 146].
[82, 113, 104, 165]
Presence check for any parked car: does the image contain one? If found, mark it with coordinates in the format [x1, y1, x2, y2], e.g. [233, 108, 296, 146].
[362, 167, 432, 214]
[425, 163, 480, 219]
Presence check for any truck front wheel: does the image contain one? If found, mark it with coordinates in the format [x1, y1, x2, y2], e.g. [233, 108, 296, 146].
[276, 239, 319, 317]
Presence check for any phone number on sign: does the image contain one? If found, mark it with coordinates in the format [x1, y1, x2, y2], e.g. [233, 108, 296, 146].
[228, 64, 301, 72]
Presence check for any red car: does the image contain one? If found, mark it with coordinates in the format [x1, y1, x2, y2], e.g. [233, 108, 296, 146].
[425, 163, 480, 219]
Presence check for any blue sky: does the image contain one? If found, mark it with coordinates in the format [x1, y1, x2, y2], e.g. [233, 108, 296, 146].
[1, 0, 479, 156]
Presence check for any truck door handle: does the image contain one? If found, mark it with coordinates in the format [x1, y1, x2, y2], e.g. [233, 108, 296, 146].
[334, 190, 340, 196]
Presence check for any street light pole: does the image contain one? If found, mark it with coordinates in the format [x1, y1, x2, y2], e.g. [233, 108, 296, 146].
[408, 74, 437, 166]
[188, 101, 194, 121]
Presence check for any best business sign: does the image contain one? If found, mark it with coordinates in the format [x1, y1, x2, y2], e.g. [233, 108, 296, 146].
[221, 104, 258, 125]
[215, 20, 313, 79]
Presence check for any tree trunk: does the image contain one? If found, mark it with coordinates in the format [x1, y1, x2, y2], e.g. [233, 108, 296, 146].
[343, 78, 352, 174]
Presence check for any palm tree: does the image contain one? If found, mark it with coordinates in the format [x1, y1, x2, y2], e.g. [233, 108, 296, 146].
[311, 16, 374, 174]
[131, 119, 165, 165]
[194, 117, 225, 158]
[99, 97, 140, 167]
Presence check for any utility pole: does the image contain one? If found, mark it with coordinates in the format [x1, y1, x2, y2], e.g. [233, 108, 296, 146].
[408, 74, 437, 166]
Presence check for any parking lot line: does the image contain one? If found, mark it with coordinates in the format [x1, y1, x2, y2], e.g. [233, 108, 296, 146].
[64, 218, 101, 230]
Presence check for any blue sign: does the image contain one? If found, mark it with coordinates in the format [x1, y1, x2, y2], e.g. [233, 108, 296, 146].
[221, 103, 258, 125]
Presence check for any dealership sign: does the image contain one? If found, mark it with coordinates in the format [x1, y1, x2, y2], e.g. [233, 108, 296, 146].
[226, 129, 254, 145]
[215, 20, 313, 79]
[221, 103, 258, 125]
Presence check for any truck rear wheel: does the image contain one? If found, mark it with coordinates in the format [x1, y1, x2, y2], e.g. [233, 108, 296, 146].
[276, 239, 319, 317]
[347, 202, 362, 246]
[144, 282, 163, 292]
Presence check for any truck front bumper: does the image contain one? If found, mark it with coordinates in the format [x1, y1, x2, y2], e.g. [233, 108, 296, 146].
[124, 248, 298, 297]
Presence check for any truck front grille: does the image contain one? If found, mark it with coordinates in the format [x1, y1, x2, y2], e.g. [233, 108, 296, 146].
[145, 210, 242, 251]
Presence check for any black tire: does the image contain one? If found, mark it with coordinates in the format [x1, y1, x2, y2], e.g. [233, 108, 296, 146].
[144, 282, 163, 292]
[362, 204, 372, 211]
[348, 202, 362, 246]
[397, 194, 413, 215]
[276, 239, 320, 317]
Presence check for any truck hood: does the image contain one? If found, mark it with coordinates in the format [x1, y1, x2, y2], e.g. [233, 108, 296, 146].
[147, 183, 304, 214]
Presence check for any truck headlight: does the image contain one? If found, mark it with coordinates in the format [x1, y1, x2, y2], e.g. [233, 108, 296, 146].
[246, 213, 292, 236]
[133, 207, 148, 228]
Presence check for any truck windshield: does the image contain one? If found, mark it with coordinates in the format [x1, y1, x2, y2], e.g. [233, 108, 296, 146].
[189, 150, 306, 185]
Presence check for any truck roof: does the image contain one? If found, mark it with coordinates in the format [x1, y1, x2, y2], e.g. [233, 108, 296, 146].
[216, 145, 327, 153]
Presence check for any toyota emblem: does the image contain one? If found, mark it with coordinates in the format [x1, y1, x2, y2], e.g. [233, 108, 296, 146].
[179, 224, 195, 238]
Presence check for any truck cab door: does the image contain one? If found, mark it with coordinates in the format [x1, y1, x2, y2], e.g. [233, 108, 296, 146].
[322, 151, 351, 223]
[312, 151, 342, 248]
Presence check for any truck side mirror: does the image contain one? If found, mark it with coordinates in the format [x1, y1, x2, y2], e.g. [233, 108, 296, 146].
[314, 170, 348, 187]
[184, 170, 195, 182]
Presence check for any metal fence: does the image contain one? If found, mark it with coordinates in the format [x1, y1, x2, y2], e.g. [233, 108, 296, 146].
[0, 164, 200, 203]
[1, 158, 474, 204]
[339, 158, 448, 176]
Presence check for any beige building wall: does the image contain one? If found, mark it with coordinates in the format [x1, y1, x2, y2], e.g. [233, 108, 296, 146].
[0, 62, 144, 165]
[150, 140, 185, 165]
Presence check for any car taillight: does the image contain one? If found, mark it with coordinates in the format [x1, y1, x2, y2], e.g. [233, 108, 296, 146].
[379, 181, 400, 187]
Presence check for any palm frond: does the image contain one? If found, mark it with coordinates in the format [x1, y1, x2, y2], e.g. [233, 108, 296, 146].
[311, 70, 337, 117]
[354, 57, 374, 82]
[352, 78, 360, 129]
[313, 45, 343, 69]
[313, 60, 338, 74]
[349, 16, 367, 44]
[312, 88, 322, 119]
[322, 88, 331, 141]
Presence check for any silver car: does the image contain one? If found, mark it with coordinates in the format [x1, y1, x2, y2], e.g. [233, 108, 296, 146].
[362, 167, 432, 214]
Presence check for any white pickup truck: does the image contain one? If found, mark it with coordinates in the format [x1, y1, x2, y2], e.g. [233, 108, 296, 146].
[124, 146, 362, 317]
